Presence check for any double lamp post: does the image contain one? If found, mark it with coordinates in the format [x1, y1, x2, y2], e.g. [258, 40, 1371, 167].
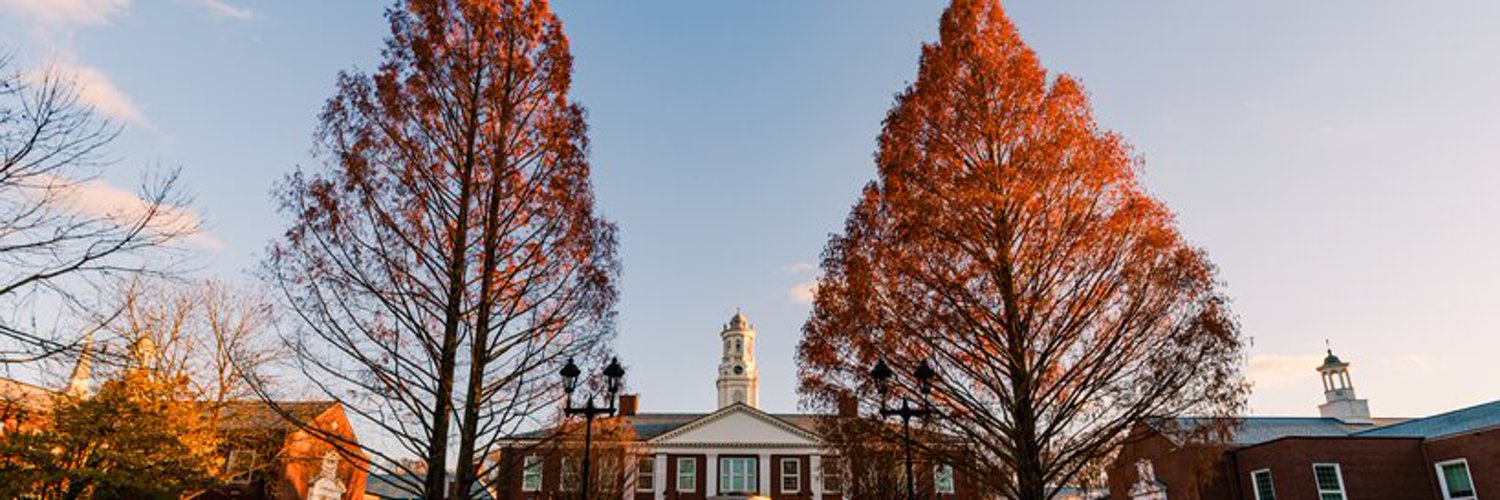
[556, 355, 935, 500]
[559, 356, 625, 500]
[870, 358, 939, 500]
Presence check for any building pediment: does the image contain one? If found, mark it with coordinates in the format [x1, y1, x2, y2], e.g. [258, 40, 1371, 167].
[649, 403, 820, 448]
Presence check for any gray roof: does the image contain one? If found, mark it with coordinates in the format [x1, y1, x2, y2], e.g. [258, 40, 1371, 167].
[1356, 399, 1500, 439]
[1159, 417, 1370, 446]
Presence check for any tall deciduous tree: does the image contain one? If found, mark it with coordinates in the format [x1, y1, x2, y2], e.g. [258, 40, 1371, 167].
[796, 2, 1246, 499]
[264, 1, 617, 497]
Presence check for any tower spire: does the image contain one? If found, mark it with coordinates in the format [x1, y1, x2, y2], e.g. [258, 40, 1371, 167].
[65, 332, 94, 397]
[1316, 345, 1371, 424]
[716, 309, 760, 408]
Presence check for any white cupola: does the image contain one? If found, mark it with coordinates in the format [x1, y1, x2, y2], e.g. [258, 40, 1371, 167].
[716, 309, 760, 408]
[1316, 347, 1372, 424]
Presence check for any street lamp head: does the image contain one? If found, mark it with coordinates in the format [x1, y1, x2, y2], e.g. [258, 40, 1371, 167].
[560, 357, 581, 394]
[914, 359, 938, 396]
[870, 358, 893, 398]
[603, 356, 626, 397]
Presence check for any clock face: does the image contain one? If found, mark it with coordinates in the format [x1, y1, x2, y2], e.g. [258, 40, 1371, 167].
[734, 366, 744, 375]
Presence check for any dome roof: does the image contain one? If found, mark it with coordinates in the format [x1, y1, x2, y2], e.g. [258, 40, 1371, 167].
[728, 309, 751, 330]
[1322, 349, 1344, 367]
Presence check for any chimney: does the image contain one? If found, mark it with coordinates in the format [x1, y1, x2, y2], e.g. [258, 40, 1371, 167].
[836, 394, 858, 417]
[618, 393, 638, 416]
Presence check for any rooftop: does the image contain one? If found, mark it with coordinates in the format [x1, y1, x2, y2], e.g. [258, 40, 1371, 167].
[1355, 398, 1500, 439]
[1156, 416, 1374, 447]
[215, 400, 339, 431]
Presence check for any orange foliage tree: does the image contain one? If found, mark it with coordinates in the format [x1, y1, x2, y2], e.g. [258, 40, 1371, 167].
[796, 2, 1247, 499]
[263, 0, 617, 497]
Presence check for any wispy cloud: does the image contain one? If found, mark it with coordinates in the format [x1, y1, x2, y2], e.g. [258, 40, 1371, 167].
[49, 65, 149, 126]
[196, 0, 254, 20]
[1248, 353, 1322, 390]
[42, 174, 223, 250]
[1381, 354, 1434, 375]
[0, 0, 128, 26]
[785, 262, 816, 273]
[787, 280, 818, 305]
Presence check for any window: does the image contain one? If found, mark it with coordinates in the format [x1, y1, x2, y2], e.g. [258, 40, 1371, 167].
[598, 456, 620, 490]
[522, 455, 543, 492]
[934, 463, 956, 494]
[561, 457, 580, 492]
[225, 449, 256, 484]
[1437, 459, 1476, 500]
[676, 457, 697, 492]
[1313, 463, 1346, 500]
[720, 457, 759, 494]
[637, 456, 655, 492]
[822, 456, 843, 493]
[780, 458, 801, 493]
[1252, 469, 1276, 500]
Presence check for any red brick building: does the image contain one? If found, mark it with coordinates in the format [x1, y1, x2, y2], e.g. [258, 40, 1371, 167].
[198, 401, 369, 500]
[1110, 350, 1500, 500]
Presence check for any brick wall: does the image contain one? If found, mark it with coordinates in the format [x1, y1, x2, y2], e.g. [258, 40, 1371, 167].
[1422, 426, 1500, 499]
[1232, 437, 1427, 500]
[1107, 427, 1237, 500]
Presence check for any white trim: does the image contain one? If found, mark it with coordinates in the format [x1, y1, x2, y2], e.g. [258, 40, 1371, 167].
[1251, 468, 1276, 500]
[1312, 463, 1347, 499]
[1436, 458, 1477, 500]
[676, 456, 698, 493]
[780, 457, 801, 493]
[648, 403, 821, 445]
[653, 454, 667, 499]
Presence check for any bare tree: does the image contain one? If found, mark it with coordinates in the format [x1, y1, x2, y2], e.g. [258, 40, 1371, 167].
[82, 279, 278, 421]
[0, 53, 196, 364]
[260, 1, 618, 498]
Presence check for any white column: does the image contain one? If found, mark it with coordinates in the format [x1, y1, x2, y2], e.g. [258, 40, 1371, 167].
[624, 457, 635, 500]
[758, 453, 772, 496]
[706, 454, 718, 496]
[653, 453, 667, 500]
[811, 455, 824, 500]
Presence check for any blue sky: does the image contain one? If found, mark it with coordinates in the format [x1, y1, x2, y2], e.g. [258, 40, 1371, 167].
[3, 0, 1499, 422]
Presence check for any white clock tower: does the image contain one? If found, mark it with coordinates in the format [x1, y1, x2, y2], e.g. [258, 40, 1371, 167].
[716, 310, 760, 408]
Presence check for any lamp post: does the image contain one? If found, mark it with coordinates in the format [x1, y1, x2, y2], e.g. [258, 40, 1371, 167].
[869, 358, 938, 500]
[559, 356, 626, 500]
